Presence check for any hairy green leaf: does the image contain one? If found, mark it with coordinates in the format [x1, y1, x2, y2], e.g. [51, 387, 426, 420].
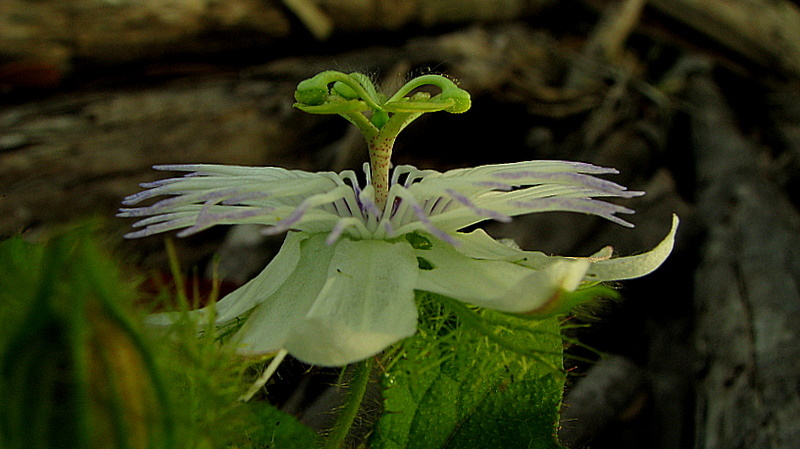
[372, 292, 566, 449]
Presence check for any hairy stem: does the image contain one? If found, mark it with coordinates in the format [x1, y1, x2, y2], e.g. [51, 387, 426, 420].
[323, 358, 373, 449]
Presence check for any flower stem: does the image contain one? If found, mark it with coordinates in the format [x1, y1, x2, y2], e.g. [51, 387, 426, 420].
[367, 111, 421, 211]
[323, 358, 374, 449]
[367, 138, 394, 211]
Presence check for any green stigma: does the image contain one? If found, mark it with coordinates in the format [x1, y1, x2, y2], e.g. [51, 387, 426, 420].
[293, 71, 471, 210]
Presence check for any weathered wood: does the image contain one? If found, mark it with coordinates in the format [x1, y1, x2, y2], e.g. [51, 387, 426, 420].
[0, 0, 291, 72]
[0, 77, 307, 237]
[559, 356, 648, 448]
[0, 0, 555, 79]
[649, 0, 800, 78]
[566, 0, 647, 89]
[316, 0, 550, 30]
[688, 62, 800, 449]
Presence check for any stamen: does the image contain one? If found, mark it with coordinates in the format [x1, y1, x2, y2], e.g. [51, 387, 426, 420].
[473, 181, 513, 190]
[195, 188, 252, 203]
[222, 190, 273, 205]
[326, 220, 349, 245]
[492, 171, 633, 195]
[358, 187, 382, 220]
[445, 188, 512, 223]
[180, 207, 270, 237]
[362, 162, 372, 184]
[123, 215, 198, 238]
[139, 178, 182, 189]
[137, 194, 201, 213]
[122, 179, 232, 206]
[324, 217, 368, 244]
[382, 219, 395, 236]
[262, 203, 311, 236]
[390, 165, 413, 186]
[454, 160, 620, 177]
[393, 165, 435, 187]
[122, 209, 199, 227]
[391, 188, 458, 245]
[411, 203, 458, 245]
[121, 188, 170, 206]
[383, 186, 412, 225]
[262, 185, 356, 235]
[428, 196, 455, 215]
[509, 197, 636, 227]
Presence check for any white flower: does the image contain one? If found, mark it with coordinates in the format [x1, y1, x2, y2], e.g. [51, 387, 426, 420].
[120, 160, 678, 367]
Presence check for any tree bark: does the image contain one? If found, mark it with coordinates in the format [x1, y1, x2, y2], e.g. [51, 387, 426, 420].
[0, 77, 306, 237]
[688, 61, 800, 449]
[0, 0, 555, 79]
[649, 0, 800, 78]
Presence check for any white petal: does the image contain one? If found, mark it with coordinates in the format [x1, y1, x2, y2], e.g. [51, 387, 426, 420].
[414, 238, 592, 313]
[235, 237, 419, 367]
[232, 234, 338, 356]
[450, 228, 555, 269]
[584, 214, 679, 282]
[449, 214, 678, 282]
[212, 231, 307, 323]
[285, 239, 419, 366]
[144, 231, 307, 327]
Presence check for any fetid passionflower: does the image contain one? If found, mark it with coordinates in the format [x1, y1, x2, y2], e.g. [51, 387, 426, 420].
[119, 71, 678, 368]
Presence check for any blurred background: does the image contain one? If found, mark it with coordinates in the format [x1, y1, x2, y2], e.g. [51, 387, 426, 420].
[2, 0, 799, 448]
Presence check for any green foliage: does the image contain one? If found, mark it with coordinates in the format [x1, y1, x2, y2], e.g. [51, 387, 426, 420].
[156, 314, 320, 449]
[372, 292, 567, 449]
[0, 227, 319, 449]
[0, 225, 596, 449]
[0, 226, 175, 449]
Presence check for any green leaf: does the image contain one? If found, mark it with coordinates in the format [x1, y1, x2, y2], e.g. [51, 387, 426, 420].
[372, 292, 566, 449]
[158, 317, 322, 449]
[235, 402, 321, 449]
[0, 236, 45, 350]
[0, 226, 177, 449]
[0, 226, 321, 449]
